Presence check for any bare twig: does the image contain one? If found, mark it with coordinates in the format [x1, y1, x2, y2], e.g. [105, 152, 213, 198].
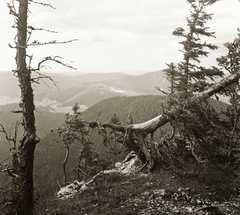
[26, 26, 58, 45]
[29, 0, 56, 9]
[0, 166, 19, 178]
[0, 124, 15, 144]
[28, 26, 58, 34]
[31, 70, 59, 90]
[0, 201, 13, 211]
[156, 87, 180, 105]
[0, 154, 12, 165]
[28, 39, 78, 47]
[34, 55, 77, 71]
[95, 111, 101, 122]
[78, 167, 89, 177]
[6, 0, 18, 17]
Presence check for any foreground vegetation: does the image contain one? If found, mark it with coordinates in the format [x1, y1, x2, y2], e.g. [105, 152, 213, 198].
[36, 168, 240, 215]
[31, 95, 239, 214]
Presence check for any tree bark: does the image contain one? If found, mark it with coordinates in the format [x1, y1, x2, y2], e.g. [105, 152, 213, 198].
[63, 144, 70, 185]
[12, 0, 40, 214]
[102, 71, 240, 170]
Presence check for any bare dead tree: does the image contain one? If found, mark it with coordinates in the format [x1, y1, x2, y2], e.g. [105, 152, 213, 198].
[0, 0, 77, 214]
[63, 143, 70, 185]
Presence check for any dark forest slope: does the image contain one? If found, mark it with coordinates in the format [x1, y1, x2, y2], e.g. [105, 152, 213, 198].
[33, 95, 168, 198]
[0, 95, 228, 199]
[33, 95, 227, 198]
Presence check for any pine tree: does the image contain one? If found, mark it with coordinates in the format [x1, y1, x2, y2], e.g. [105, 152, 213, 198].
[163, 63, 178, 95]
[217, 32, 240, 161]
[163, 62, 180, 106]
[166, 0, 229, 164]
[54, 103, 91, 183]
[173, 0, 222, 99]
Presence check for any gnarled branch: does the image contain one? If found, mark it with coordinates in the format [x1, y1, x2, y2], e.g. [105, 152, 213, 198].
[100, 70, 240, 170]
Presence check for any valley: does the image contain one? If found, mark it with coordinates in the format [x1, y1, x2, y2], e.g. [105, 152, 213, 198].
[0, 70, 168, 111]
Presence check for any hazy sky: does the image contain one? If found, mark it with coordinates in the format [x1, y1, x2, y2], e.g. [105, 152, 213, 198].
[0, 0, 240, 74]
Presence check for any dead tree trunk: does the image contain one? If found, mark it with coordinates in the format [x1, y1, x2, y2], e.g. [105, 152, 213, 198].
[11, 0, 40, 214]
[63, 144, 70, 185]
[102, 71, 240, 170]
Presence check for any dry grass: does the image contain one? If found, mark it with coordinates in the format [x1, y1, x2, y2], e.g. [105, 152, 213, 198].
[34, 166, 240, 215]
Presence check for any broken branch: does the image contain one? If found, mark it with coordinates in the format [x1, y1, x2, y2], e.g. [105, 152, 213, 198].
[28, 39, 78, 47]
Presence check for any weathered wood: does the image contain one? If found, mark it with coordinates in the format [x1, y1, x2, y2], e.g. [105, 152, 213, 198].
[132, 114, 169, 133]
[102, 71, 240, 170]
[11, 0, 39, 214]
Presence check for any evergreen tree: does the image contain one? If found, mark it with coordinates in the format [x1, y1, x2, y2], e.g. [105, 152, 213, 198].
[55, 103, 88, 184]
[163, 63, 179, 95]
[217, 32, 240, 160]
[109, 113, 121, 125]
[165, 0, 231, 165]
[172, 0, 222, 99]
[163, 62, 180, 106]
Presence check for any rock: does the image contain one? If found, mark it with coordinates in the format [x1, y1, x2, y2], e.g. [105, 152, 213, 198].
[114, 151, 143, 175]
[185, 207, 193, 213]
[57, 151, 143, 200]
[153, 189, 165, 196]
[57, 180, 87, 199]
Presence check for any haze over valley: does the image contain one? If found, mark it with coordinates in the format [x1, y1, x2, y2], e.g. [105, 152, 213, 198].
[0, 70, 168, 112]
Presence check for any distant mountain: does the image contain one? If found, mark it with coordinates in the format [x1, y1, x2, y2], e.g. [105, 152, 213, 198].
[0, 70, 168, 111]
[34, 70, 168, 108]
[0, 71, 127, 98]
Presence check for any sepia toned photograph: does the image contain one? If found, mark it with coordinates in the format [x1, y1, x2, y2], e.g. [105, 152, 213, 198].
[0, 0, 240, 214]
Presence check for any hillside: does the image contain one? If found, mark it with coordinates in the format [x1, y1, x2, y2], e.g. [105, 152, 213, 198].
[36, 170, 240, 215]
[33, 95, 168, 197]
[32, 95, 239, 215]
[34, 70, 168, 108]
[1, 94, 237, 214]
[0, 103, 65, 160]
[32, 95, 228, 199]
[0, 70, 168, 110]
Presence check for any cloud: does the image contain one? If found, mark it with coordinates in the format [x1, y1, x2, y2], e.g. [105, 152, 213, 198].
[1, 0, 240, 73]
[29, 0, 188, 38]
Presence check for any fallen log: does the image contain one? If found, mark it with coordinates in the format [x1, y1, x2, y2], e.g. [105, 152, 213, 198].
[101, 71, 240, 170]
[57, 151, 143, 199]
